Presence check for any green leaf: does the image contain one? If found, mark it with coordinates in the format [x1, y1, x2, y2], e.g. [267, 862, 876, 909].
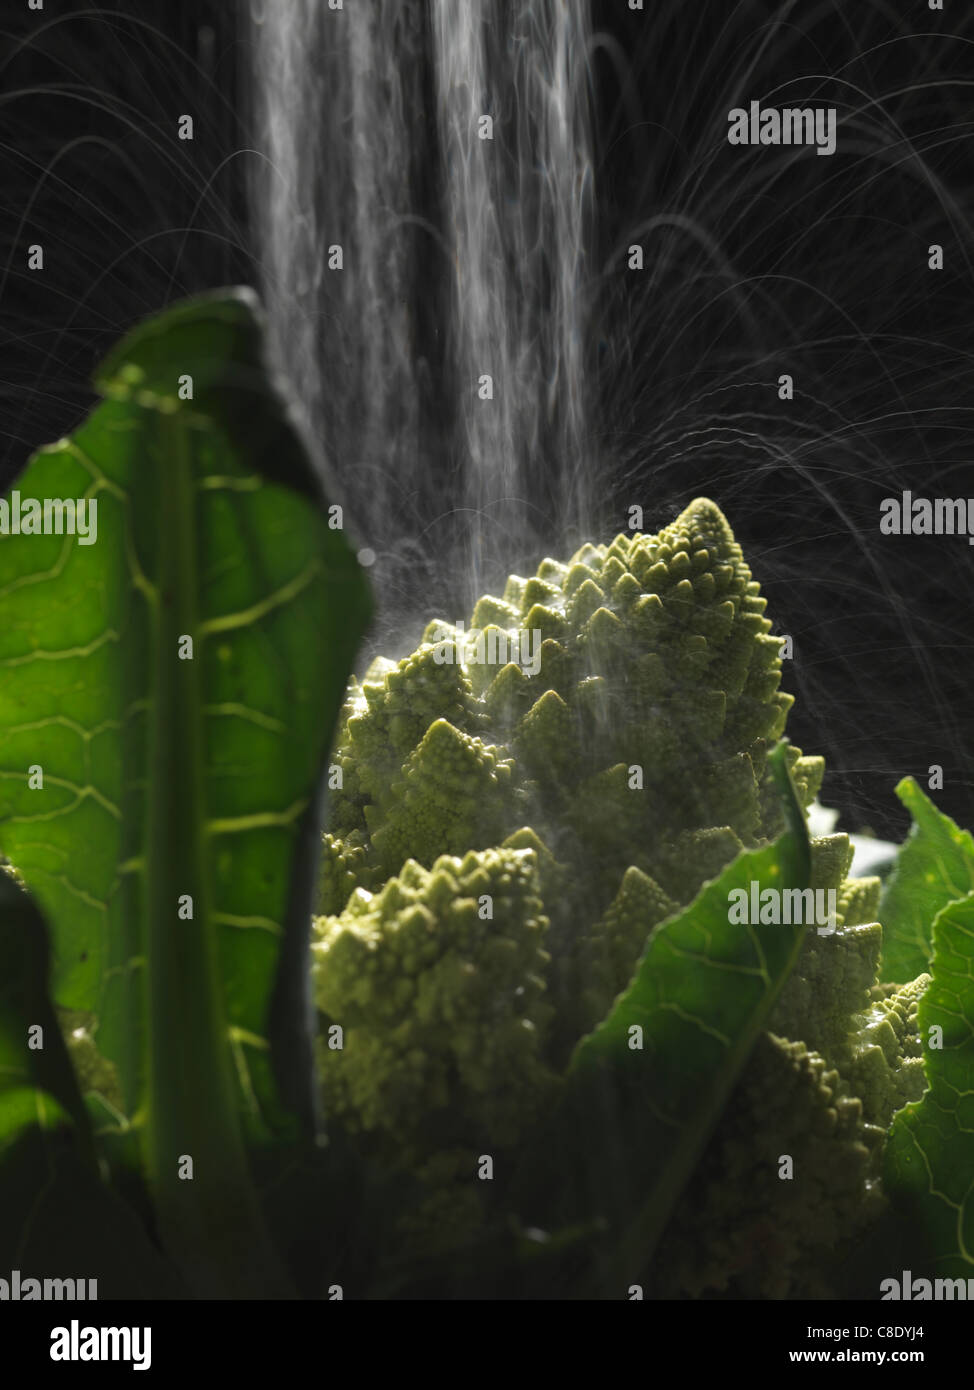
[565, 742, 811, 1291]
[0, 290, 372, 1294]
[0, 874, 183, 1295]
[884, 891, 974, 1279]
[0, 873, 93, 1162]
[878, 778, 974, 983]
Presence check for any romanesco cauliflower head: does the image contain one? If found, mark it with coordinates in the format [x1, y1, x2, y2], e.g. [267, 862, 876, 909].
[312, 498, 930, 1294]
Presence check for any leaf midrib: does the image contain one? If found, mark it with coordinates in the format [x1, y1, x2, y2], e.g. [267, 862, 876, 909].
[143, 411, 287, 1296]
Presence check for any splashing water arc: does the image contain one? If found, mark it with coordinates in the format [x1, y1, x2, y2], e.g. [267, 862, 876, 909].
[250, 0, 596, 615]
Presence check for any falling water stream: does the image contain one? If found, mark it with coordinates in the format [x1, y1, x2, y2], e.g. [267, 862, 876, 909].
[250, 0, 595, 621]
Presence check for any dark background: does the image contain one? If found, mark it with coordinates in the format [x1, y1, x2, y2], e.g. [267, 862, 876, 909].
[1, 0, 971, 839]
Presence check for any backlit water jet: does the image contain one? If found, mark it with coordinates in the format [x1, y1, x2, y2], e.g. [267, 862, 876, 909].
[250, 0, 595, 617]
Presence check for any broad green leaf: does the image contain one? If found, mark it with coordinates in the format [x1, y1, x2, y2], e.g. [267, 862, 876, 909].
[566, 742, 811, 1291]
[0, 874, 182, 1295]
[884, 891, 974, 1279]
[878, 778, 974, 983]
[0, 290, 372, 1294]
[0, 873, 93, 1161]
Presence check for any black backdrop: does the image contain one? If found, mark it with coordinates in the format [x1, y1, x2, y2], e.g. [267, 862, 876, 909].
[1, 0, 971, 839]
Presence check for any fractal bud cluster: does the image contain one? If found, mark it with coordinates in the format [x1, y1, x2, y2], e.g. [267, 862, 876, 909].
[311, 500, 931, 1297]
